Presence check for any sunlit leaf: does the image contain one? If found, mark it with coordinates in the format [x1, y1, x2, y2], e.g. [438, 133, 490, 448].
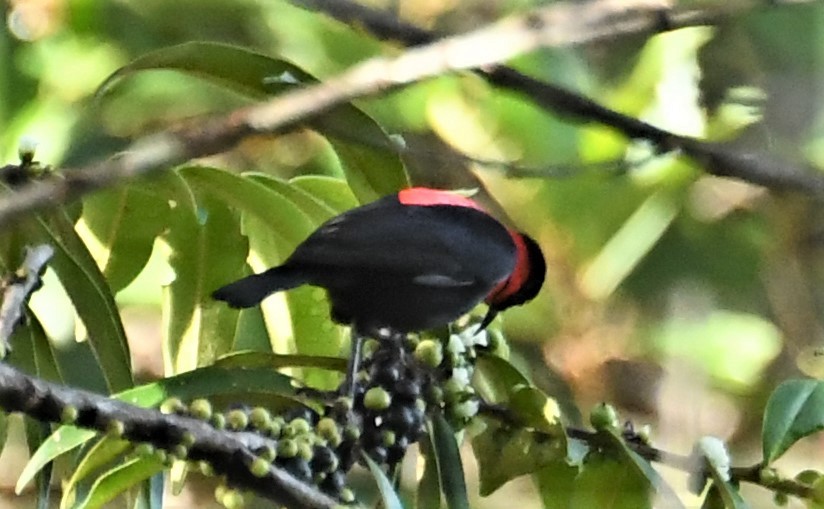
[61, 437, 131, 509]
[75, 457, 164, 509]
[80, 185, 170, 293]
[762, 379, 824, 464]
[329, 139, 408, 204]
[163, 188, 247, 372]
[472, 354, 530, 405]
[289, 175, 359, 213]
[34, 209, 133, 392]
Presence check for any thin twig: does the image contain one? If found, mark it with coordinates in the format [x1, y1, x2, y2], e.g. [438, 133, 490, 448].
[0, 244, 54, 354]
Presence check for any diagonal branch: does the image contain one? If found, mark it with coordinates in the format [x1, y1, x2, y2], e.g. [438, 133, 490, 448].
[0, 362, 339, 509]
[1, 0, 823, 229]
[293, 0, 824, 193]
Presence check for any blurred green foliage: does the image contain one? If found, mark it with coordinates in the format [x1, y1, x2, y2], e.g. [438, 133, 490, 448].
[2, 0, 824, 508]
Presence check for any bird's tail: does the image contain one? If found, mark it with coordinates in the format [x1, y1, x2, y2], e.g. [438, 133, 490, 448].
[212, 266, 306, 308]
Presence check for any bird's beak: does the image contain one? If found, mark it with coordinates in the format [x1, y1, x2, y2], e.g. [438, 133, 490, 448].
[476, 308, 498, 333]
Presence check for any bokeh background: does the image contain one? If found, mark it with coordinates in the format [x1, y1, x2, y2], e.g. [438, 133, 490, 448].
[1, 0, 824, 507]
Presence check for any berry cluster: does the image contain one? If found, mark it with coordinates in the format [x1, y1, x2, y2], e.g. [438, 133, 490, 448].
[150, 324, 503, 507]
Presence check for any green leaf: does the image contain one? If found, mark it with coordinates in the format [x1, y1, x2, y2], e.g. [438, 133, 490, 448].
[533, 460, 579, 509]
[472, 421, 567, 496]
[704, 478, 749, 509]
[96, 41, 316, 101]
[75, 457, 164, 509]
[474, 354, 566, 445]
[473, 354, 530, 405]
[329, 138, 408, 204]
[417, 435, 442, 509]
[762, 379, 824, 464]
[61, 437, 131, 509]
[34, 209, 133, 392]
[289, 175, 359, 212]
[428, 414, 470, 509]
[178, 166, 313, 246]
[248, 173, 338, 223]
[163, 188, 248, 372]
[509, 386, 564, 436]
[95, 42, 409, 201]
[471, 355, 567, 495]
[26, 313, 63, 383]
[590, 429, 685, 509]
[570, 449, 654, 509]
[363, 453, 404, 509]
[80, 185, 170, 293]
[214, 351, 346, 372]
[182, 167, 346, 384]
[18, 426, 96, 495]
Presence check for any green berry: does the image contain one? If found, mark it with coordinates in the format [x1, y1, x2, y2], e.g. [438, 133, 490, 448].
[414, 340, 444, 368]
[173, 444, 188, 459]
[589, 403, 619, 431]
[278, 439, 298, 458]
[297, 441, 314, 461]
[181, 431, 196, 448]
[340, 487, 355, 503]
[317, 417, 342, 447]
[134, 443, 154, 457]
[160, 398, 185, 415]
[289, 417, 311, 435]
[227, 409, 249, 430]
[106, 419, 125, 438]
[60, 405, 78, 424]
[198, 461, 215, 477]
[249, 407, 271, 430]
[221, 489, 245, 509]
[189, 399, 212, 420]
[211, 412, 226, 429]
[364, 387, 392, 410]
[382, 430, 396, 447]
[250, 457, 270, 477]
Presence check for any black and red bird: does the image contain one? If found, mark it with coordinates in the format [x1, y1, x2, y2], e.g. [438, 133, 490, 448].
[212, 187, 545, 333]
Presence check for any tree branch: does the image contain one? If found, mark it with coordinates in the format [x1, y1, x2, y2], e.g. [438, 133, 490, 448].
[294, 0, 824, 193]
[1, 0, 823, 227]
[0, 362, 340, 509]
[0, 244, 54, 355]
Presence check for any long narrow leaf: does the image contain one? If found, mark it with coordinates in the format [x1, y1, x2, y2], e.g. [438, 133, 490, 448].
[429, 414, 470, 509]
[363, 453, 404, 509]
[35, 209, 133, 392]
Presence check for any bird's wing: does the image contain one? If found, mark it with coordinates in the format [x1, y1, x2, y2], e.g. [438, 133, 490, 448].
[287, 197, 516, 288]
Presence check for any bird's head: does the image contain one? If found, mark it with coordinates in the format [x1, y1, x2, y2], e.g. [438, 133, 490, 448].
[480, 232, 546, 330]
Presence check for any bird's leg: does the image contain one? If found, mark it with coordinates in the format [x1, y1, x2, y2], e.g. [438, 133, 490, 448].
[343, 329, 365, 399]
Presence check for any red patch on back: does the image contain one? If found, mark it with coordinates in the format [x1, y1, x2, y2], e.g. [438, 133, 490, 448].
[398, 188, 485, 211]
